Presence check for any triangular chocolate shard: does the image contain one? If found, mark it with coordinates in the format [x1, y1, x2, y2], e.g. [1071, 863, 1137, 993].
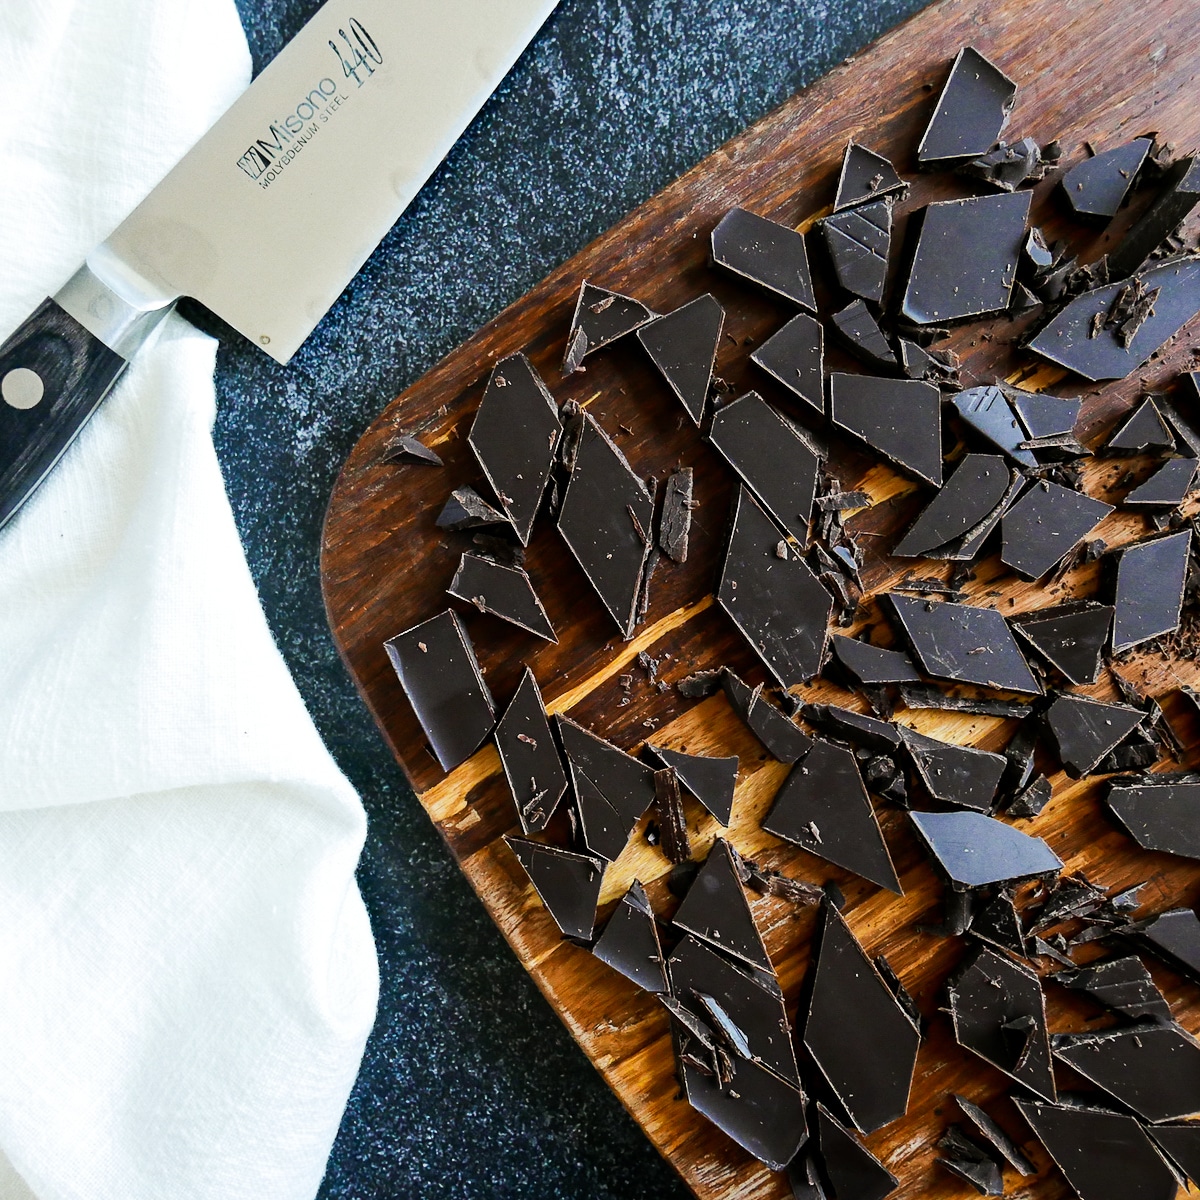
[814, 1104, 899, 1200]
[1006, 773, 1052, 818]
[718, 487, 833, 688]
[750, 312, 824, 413]
[937, 1153, 1003, 1196]
[468, 354, 562, 545]
[884, 593, 1042, 694]
[562, 282, 654, 372]
[658, 468, 694, 564]
[917, 47, 1017, 168]
[673, 839, 773, 972]
[504, 836, 605, 940]
[435, 485, 510, 531]
[893, 454, 1013, 557]
[722, 669, 812, 763]
[951, 386, 1038, 468]
[1011, 602, 1113, 685]
[834, 141, 907, 210]
[952, 1094, 1036, 1176]
[1136, 908, 1200, 983]
[1044, 693, 1146, 778]
[494, 668, 569, 833]
[1000, 480, 1114, 579]
[592, 879, 667, 992]
[645, 744, 738, 826]
[1123, 456, 1198, 508]
[829, 373, 943, 486]
[1062, 138, 1153, 223]
[1052, 1025, 1200, 1123]
[448, 553, 557, 642]
[802, 906, 920, 1133]
[898, 337, 936, 380]
[556, 413, 654, 638]
[1149, 1123, 1200, 1188]
[830, 299, 897, 369]
[1163, 373, 1200, 455]
[1011, 391, 1081, 440]
[909, 810, 1062, 887]
[1108, 397, 1177, 454]
[1108, 155, 1200, 279]
[382, 433, 443, 466]
[711, 207, 817, 311]
[821, 201, 892, 304]
[1105, 777, 1200, 860]
[1111, 530, 1191, 653]
[948, 946, 1056, 1101]
[897, 725, 1007, 812]
[709, 392, 821, 542]
[555, 716, 656, 861]
[787, 1149, 830, 1200]
[637, 293, 725, 425]
[1057, 955, 1173, 1022]
[763, 739, 902, 894]
[803, 704, 901, 752]
[969, 890, 1028, 957]
[830, 636, 921, 685]
[1016, 1099, 1179, 1200]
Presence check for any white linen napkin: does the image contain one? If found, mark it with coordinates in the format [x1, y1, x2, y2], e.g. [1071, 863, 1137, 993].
[0, 2, 379, 1198]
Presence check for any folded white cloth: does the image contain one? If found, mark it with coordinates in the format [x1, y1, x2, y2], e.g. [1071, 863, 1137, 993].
[0, 3, 379, 1199]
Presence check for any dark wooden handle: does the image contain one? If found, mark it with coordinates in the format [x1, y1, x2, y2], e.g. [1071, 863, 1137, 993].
[0, 299, 128, 529]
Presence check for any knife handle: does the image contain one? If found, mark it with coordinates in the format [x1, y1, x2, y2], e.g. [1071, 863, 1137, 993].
[0, 299, 128, 530]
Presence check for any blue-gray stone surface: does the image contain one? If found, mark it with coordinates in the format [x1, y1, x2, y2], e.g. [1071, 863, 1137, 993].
[214, 1, 931, 1195]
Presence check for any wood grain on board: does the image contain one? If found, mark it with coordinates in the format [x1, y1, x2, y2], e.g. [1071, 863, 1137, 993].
[321, 0, 1200, 1195]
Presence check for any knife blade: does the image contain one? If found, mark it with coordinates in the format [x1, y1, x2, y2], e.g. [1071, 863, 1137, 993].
[0, 0, 559, 529]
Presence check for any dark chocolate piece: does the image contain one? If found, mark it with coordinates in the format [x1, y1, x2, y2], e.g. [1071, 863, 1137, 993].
[1016, 1099, 1178, 1200]
[658, 468, 694, 563]
[970, 890, 1028, 957]
[1057, 955, 1172, 1023]
[1136, 908, 1200, 983]
[1105, 777, 1200, 860]
[435, 485, 510, 531]
[668, 934, 800, 1088]
[556, 413, 654, 638]
[637, 293, 725, 425]
[1026, 873, 1108, 934]
[504, 836, 605, 940]
[830, 637, 921, 685]
[556, 716, 656, 862]
[909, 810, 1062, 887]
[592, 879, 667, 992]
[916, 46, 1016, 168]
[1007, 773, 1052, 818]
[900, 192, 1030, 324]
[645, 744, 738, 826]
[1062, 138, 1153, 223]
[382, 432, 443, 466]
[948, 945, 1056, 1101]
[834, 141, 907, 210]
[447, 553, 557, 642]
[1027, 256, 1200, 382]
[1123, 456, 1198, 509]
[763, 739, 902, 894]
[1000, 480, 1113, 580]
[384, 609, 495, 772]
[953, 1094, 1036, 1176]
[1107, 155, 1200, 280]
[959, 136, 1043, 193]
[469, 354, 562, 545]
[1044, 693, 1146, 777]
[951, 386, 1038, 468]
[803, 704, 902, 752]
[1162, 373, 1200, 456]
[1107, 397, 1177, 454]
[562, 281, 654, 372]
[787, 1150, 830, 1200]
[722, 669, 812, 763]
[718, 487, 833, 688]
[814, 1104, 899, 1200]
[821, 202, 892, 304]
[676, 668, 724, 699]
[884, 593, 1041, 694]
[711, 207, 817, 312]
[1052, 1025, 1200, 1123]
[709, 392, 820, 543]
[1010, 602, 1113, 685]
[830, 299, 897, 369]
[898, 684, 1032, 718]
[673, 839, 773, 973]
[750, 312, 825, 413]
[898, 337, 935, 380]
[1149, 1124, 1200, 1188]
[494, 668, 568, 833]
[654, 767, 691, 865]
[1011, 391, 1082, 441]
[898, 725, 1007, 812]
[893, 454, 1014, 558]
[801, 904, 919, 1132]
[873, 953, 922, 1030]
[828, 373, 943, 486]
[936, 1145, 1002, 1196]
[1111, 529, 1191, 653]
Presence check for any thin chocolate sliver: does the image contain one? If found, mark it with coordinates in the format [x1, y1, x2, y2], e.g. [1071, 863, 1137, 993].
[1061, 137, 1153, 224]
[382, 433, 442, 466]
[447, 553, 557, 642]
[645, 744, 737, 826]
[828, 373, 943, 486]
[750, 312, 824, 413]
[654, 767, 691, 865]
[658, 468, 694, 563]
[916, 46, 1017, 168]
[1111, 529, 1191, 653]
[834, 140, 906, 210]
[722, 669, 812, 763]
[592, 879, 667, 993]
[711, 207, 816, 311]
[898, 683, 1032, 718]
[494, 668, 568, 833]
[909, 810, 1062, 887]
[637, 293, 724, 426]
[504, 836, 605, 941]
[952, 1094, 1035, 1176]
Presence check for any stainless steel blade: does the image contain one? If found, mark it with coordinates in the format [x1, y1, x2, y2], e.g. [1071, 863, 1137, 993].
[95, 0, 558, 363]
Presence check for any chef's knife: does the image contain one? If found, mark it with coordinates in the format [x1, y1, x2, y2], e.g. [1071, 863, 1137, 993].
[0, 0, 559, 529]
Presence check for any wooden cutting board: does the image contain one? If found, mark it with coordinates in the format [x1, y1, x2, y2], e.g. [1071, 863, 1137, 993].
[321, 0, 1200, 1195]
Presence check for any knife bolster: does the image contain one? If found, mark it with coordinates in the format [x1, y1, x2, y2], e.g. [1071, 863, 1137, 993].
[55, 262, 174, 359]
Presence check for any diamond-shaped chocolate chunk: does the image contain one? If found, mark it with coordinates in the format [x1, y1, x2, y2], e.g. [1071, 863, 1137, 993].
[494, 667, 568, 833]
[897, 725, 1007, 812]
[1000, 480, 1113, 580]
[1111, 530, 1191, 653]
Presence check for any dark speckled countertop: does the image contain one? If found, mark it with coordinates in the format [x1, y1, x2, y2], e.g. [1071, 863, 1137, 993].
[209, 2, 930, 1195]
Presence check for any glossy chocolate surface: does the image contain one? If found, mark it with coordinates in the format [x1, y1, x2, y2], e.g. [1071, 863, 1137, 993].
[1105, 776, 1200, 860]
[750, 312, 825, 413]
[722, 669, 813, 763]
[821, 201, 891, 303]
[592, 879, 668, 992]
[828, 373, 943, 486]
[504, 836, 605, 940]
[916, 46, 1016, 167]
[711, 206, 817, 311]
[909, 809, 1062, 887]
[448, 552, 557, 642]
[1111, 530, 1191, 653]
[645, 744, 738, 826]
[562, 281, 655, 371]
[637, 293, 725, 426]
[494, 667, 569, 833]
[834, 140, 906, 209]
[893, 454, 1014, 558]
[1000, 480, 1113, 580]
[1043, 692, 1146, 777]
[898, 724, 1008, 812]
[815, 1104, 900, 1200]
[1011, 602, 1113, 685]
[1061, 137, 1152, 223]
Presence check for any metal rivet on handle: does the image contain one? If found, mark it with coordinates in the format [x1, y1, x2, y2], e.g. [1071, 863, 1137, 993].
[2, 368, 45, 410]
